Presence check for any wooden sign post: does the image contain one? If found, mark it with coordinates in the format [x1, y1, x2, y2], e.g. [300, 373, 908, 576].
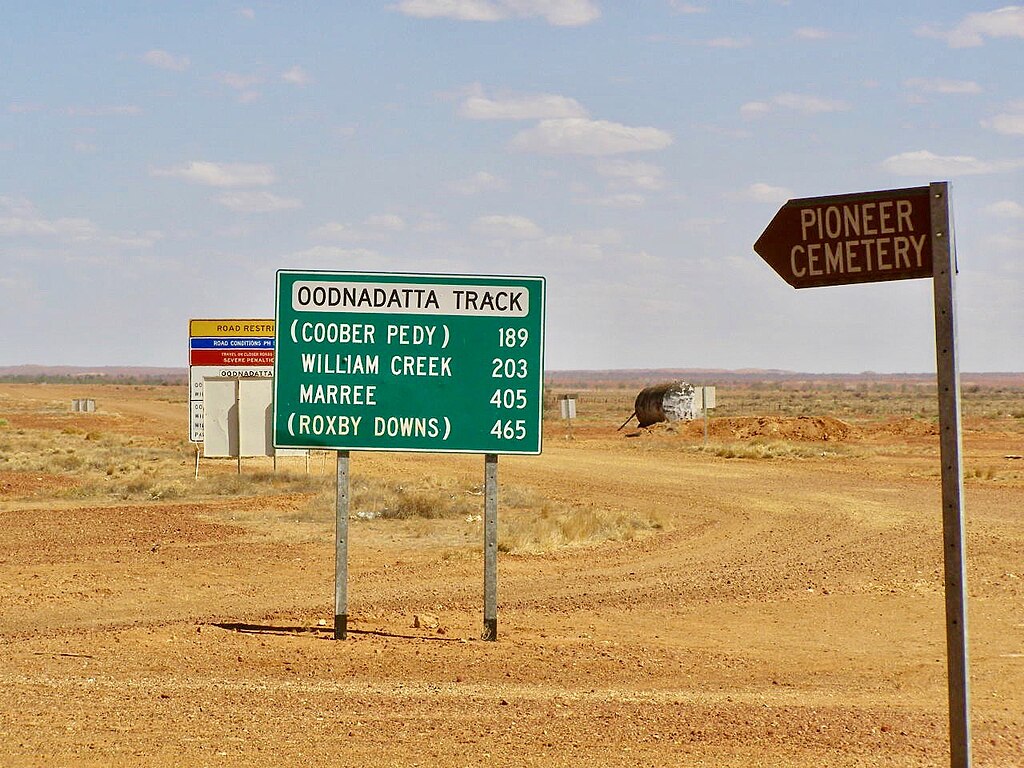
[755, 181, 971, 767]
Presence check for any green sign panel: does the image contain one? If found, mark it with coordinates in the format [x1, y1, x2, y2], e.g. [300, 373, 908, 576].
[273, 271, 546, 454]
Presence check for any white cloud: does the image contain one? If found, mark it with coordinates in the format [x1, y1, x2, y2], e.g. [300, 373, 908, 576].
[449, 171, 505, 194]
[581, 192, 646, 208]
[216, 190, 302, 213]
[0, 196, 37, 219]
[739, 101, 771, 119]
[984, 232, 1024, 251]
[0, 213, 97, 240]
[983, 113, 1024, 135]
[472, 214, 544, 239]
[0, 197, 160, 247]
[7, 102, 43, 114]
[153, 161, 276, 187]
[773, 92, 850, 113]
[704, 36, 752, 48]
[743, 182, 792, 204]
[64, 105, 141, 117]
[396, 0, 507, 22]
[793, 27, 831, 40]
[310, 214, 408, 241]
[917, 6, 1024, 48]
[215, 72, 262, 93]
[141, 49, 190, 72]
[904, 77, 982, 94]
[594, 159, 667, 190]
[741, 92, 850, 118]
[510, 0, 600, 26]
[528, 232, 609, 262]
[310, 222, 358, 240]
[0, 197, 98, 240]
[881, 149, 1024, 176]
[282, 65, 311, 86]
[670, 2, 707, 13]
[394, 0, 600, 26]
[214, 72, 262, 102]
[459, 87, 588, 120]
[365, 214, 407, 232]
[511, 118, 673, 155]
[413, 214, 447, 233]
[985, 200, 1024, 218]
[680, 217, 726, 233]
[282, 246, 386, 271]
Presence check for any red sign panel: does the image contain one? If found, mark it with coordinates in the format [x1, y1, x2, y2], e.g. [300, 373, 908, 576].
[754, 186, 932, 288]
[189, 349, 276, 366]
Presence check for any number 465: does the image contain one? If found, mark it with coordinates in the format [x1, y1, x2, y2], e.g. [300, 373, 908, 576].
[490, 419, 526, 440]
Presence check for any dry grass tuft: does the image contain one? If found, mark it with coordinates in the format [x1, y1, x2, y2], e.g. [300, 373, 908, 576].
[695, 440, 861, 460]
[299, 475, 477, 522]
[499, 504, 669, 554]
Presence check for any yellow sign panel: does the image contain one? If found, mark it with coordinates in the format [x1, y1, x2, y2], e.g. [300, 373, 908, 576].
[190, 318, 275, 337]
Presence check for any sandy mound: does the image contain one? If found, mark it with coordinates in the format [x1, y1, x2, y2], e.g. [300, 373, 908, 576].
[869, 417, 939, 437]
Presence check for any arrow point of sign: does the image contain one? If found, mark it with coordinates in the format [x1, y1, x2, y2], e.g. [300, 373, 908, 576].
[754, 203, 801, 289]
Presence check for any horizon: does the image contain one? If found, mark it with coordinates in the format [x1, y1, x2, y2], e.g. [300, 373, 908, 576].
[4, 363, 1024, 380]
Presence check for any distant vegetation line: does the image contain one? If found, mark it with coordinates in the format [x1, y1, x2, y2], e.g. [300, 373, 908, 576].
[0, 366, 186, 385]
[2, 365, 1023, 388]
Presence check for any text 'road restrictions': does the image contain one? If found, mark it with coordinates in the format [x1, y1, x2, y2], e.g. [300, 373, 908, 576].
[274, 271, 545, 454]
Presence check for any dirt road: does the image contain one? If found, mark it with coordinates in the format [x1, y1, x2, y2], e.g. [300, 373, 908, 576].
[0, 384, 1021, 766]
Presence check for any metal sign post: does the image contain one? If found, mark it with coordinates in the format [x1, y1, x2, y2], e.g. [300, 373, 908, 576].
[755, 181, 972, 767]
[930, 181, 971, 767]
[335, 451, 350, 640]
[483, 454, 499, 641]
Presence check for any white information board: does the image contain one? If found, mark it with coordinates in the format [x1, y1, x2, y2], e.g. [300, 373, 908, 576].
[203, 379, 238, 458]
[694, 386, 716, 411]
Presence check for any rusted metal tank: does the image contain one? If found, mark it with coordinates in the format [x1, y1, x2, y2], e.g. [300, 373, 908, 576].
[633, 380, 697, 428]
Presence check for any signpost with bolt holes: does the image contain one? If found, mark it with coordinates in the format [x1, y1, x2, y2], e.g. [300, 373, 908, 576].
[274, 270, 546, 642]
[755, 181, 971, 767]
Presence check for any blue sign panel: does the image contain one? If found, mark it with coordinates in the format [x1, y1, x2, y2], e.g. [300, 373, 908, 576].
[190, 337, 276, 349]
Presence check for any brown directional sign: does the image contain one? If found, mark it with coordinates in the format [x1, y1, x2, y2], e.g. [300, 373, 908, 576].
[754, 186, 932, 288]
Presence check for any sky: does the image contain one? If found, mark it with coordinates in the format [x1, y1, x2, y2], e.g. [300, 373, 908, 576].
[2, 1, 1022, 373]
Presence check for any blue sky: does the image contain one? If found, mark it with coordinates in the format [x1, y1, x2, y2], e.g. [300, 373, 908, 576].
[2, 1, 1022, 372]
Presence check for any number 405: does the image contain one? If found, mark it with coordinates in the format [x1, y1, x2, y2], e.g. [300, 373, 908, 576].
[490, 388, 527, 409]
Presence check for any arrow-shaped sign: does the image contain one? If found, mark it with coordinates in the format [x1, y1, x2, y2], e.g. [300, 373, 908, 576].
[754, 186, 932, 288]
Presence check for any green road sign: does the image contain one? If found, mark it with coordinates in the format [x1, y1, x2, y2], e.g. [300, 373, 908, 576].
[273, 271, 546, 454]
